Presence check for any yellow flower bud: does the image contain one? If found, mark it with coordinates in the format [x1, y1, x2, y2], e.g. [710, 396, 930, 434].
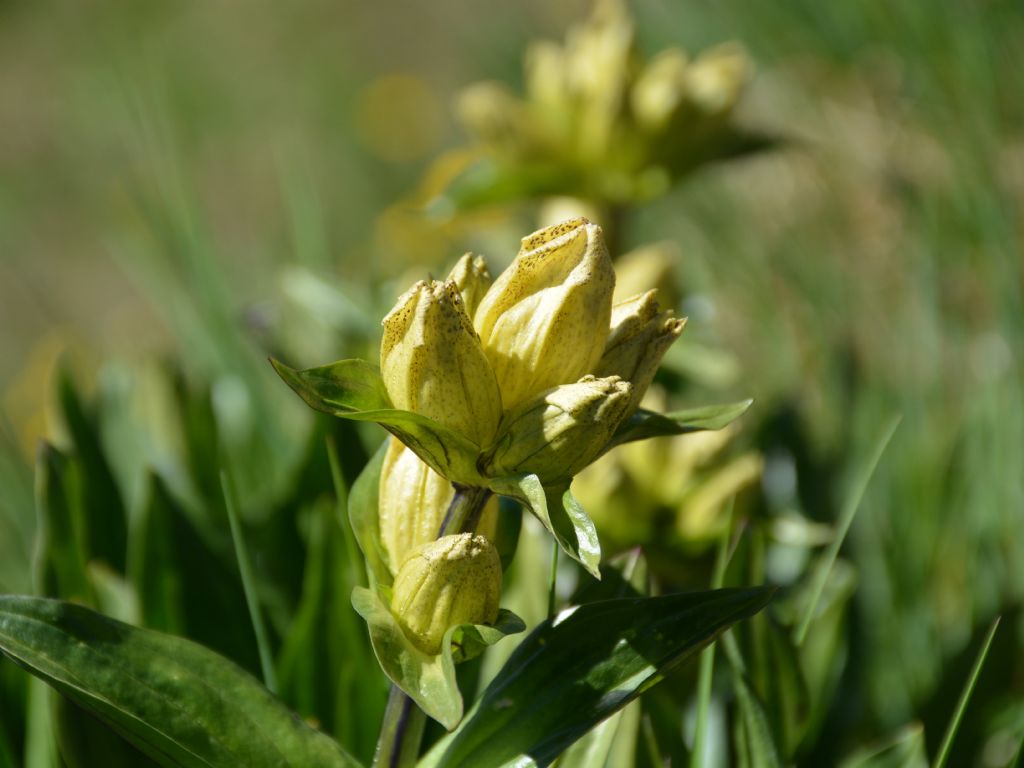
[474, 219, 615, 409]
[631, 49, 689, 133]
[379, 438, 499, 574]
[381, 279, 503, 447]
[563, 0, 635, 161]
[685, 44, 750, 116]
[595, 291, 686, 414]
[486, 375, 632, 483]
[524, 41, 567, 112]
[391, 533, 502, 655]
[446, 253, 492, 317]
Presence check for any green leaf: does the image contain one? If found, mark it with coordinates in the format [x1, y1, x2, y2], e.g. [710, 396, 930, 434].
[56, 368, 128, 573]
[271, 359, 484, 486]
[731, 672, 783, 768]
[556, 552, 650, 768]
[35, 443, 94, 606]
[347, 439, 392, 587]
[746, 617, 808, 759]
[0, 423, 34, 594]
[276, 492, 386, 763]
[0, 596, 360, 768]
[608, 401, 753, 449]
[487, 476, 601, 579]
[131, 475, 261, 677]
[419, 587, 774, 768]
[351, 587, 523, 731]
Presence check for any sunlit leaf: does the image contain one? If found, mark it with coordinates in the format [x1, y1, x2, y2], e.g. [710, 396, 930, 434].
[347, 440, 392, 588]
[271, 359, 484, 486]
[420, 587, 774, 768]
[487, 476, 601, 579]
[608, 401, 753, 449]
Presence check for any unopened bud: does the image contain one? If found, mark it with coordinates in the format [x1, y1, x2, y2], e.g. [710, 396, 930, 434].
[474, 219, 615, 409]
[446, 253, 493, 317]
[486, 374, 632, 484]
[631, 49, 689, 132]
[524, 41, 567, 111]
[381, 279, 502, 446]
[685, 44, 750, 115]
[595, 291, 685, 414]
[391, 533, 502, 655]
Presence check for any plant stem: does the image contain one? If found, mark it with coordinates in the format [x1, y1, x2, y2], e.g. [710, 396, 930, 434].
[373, 685, 428, 768]
[547, 537, 559, 619]
[374, 484, 492, 766]
[437, 484, 492, 537]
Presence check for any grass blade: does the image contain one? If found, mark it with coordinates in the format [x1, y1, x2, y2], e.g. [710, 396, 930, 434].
[932, 616, 1001, 768]
[795, 415, 901, 645]
[221, 470, 277, 694]
[691, 499, 735, 768]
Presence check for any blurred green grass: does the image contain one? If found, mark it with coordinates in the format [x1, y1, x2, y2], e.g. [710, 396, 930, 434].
[1, 0, 1022, 765]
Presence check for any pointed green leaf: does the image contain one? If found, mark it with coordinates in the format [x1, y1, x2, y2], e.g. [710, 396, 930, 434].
[271, 358, 391, 413]
[420, 587, 774, 768]
[351, 587, 522, 730]
[347, 440, 392, 588]
[271, 359, 484, 486]
[0, 423, 35, 594]
[557, 552, 650, 768]
[56, 368, 128, 573]
[450, 611, 526, 665]
[608, 401, 753, 449]
[132, 475, 261, 676]
[35, 443, 94, 606]
[276, 493, 386, 763]
[487, 476, 601, 579]
[0, 596, 359, 768]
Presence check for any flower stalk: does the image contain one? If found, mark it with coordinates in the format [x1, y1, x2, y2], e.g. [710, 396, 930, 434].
[373, 482, 493, 764]
[373, 685, 427, 768]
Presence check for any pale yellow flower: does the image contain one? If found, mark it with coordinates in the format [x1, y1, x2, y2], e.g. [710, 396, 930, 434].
[474, 218, 615, 409]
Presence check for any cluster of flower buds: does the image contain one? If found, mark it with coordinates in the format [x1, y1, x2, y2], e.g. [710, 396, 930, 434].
[378, 217, 685, 652]
[456, 0, 755, 204]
